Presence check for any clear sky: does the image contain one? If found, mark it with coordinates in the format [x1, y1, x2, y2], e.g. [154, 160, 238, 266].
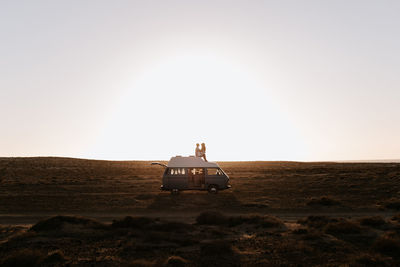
[1, 1, 399, 161]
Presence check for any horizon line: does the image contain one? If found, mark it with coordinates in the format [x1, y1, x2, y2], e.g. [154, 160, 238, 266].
[0, 155, 399, 163]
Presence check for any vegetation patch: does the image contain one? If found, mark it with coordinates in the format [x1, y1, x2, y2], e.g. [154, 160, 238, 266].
[200, 240, 241, 266]
[307, 196, 341, 206]
[112, 216, 156, 229]
[384, 199, 400, 210]
[372, 236, 400, 258]
[196, 211, 284, 228]
[164, 255, 188, 266]
[129, 259, 156, 267]
[196, 211, 228, 225]
[1, 249, 48, 267]
[324, 219, 362, 235]
[30, 215, 105, 232]
[298, 216, 338, 229]
[149, 222, 194, 233]
[353, 253, 392, 267]
[359, 216, 387, 229]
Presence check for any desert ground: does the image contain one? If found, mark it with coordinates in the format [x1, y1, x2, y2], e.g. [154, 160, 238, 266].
[0, 157, 400, 266]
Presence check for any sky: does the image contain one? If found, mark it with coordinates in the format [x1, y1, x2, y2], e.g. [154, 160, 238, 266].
[0, 0, 399, 161]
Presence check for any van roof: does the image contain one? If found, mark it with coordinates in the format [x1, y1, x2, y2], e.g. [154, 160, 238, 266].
[167, 156, 219, 168]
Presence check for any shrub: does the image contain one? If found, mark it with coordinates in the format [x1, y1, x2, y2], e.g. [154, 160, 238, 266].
[196, 212, 284, 229]
[391, 214, 400, 222]
[353, 253, 391, 267]
[298, 216, 338, 229]
[41, 250, 67, 265]
[164, 256, 188, 266]
[1, 249, 47, 267]
[112, 216, 155, 229]
[307, 196, 341, 206]
[292, 228, 308, 235]
[384, 199, 400, 210]
[359, 216, 386, 229]
[196, 211, 228, 225]
[372, 236, 400, 258]
[200, 240, 240, 266]
[228, 215, 284, 228]
[129, 259, 156, 267]
[150, 222, 194, 232]
[30, 216, 104, 232]
[325, 219, 361, 235]
[200, 240, 233, 256]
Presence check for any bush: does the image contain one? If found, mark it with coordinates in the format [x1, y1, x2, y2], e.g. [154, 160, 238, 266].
[112, 216, 156, 229]
[372, 236, 400, 258]
[359, 216, 386, 229]
[30, 216, 104, 232]
[292, 228, 308, 235]
[1, 249, 47, 267]
[353, 253, 391, 267]
[41, 250, 67, 265]
[196, 211, 228, 225]
[384, 199, 400, 210]
[150, 222, 194, 232]
[228, 215, 284, 228]
[325, 219, 361, 235]
[164, 256, 188, 266]
[391, 214, 400, 222]
[200, 240, 233, 256]
[196, 212, 285, 229]
[298, 216, 338, 229]
[200, 240, 240, 266]
[129, 259, 156, 267]
[307, 196, 341, 206]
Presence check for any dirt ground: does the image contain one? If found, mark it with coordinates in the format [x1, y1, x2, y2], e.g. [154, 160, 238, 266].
[0, 157, 400, 266]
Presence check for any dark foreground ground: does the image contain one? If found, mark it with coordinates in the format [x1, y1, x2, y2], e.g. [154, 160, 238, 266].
[0, 157, 400, 266]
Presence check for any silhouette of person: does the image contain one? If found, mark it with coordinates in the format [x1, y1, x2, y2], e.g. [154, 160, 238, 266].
[201, 143, 207, 162]
[195, 143, 202, 157]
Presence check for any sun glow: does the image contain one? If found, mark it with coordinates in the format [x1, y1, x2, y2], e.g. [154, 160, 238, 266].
[89, 51, 308, 161]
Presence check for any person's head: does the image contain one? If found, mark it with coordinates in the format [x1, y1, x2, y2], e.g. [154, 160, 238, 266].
[196, 143, 199, 147]
[201, 143, 205, 148]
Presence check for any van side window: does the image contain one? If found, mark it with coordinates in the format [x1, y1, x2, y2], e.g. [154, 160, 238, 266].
[190, 168, 203, 175]
[169, 168, 186, 175]
[207, 168, 221, 175]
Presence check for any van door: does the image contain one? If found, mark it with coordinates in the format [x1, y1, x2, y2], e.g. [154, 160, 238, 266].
[206, 168, 226, 188]
[188, 168, 205, 188]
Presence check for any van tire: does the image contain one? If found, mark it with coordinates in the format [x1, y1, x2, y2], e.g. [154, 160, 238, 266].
[208, 185, 218, 194]
[171, 189, 179, 195]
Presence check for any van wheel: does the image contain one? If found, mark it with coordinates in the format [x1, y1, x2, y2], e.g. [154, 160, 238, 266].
[171, 189, 179, 195]
[208, 185, 218, 194]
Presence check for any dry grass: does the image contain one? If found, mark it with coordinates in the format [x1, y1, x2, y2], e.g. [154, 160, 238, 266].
[0, 158, 400, 265]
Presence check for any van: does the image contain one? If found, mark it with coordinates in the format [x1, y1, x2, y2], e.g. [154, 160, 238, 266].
[151, 156, 231, 194]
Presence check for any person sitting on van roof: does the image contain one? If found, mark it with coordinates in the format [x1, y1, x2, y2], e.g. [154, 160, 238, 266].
[201, 143, 208, 162]
[195, 143, 201, 157]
